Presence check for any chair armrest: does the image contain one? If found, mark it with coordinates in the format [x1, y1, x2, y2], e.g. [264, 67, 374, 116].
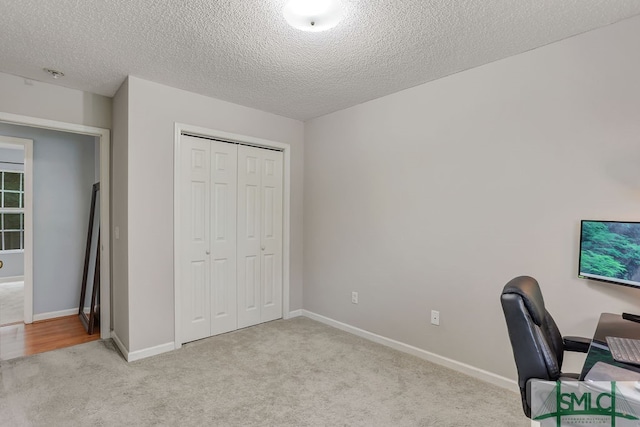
[563, 336, 591, 353]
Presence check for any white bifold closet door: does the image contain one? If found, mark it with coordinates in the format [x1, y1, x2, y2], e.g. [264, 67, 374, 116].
[237, 145, 283, 329]
[180, 135, 283, 343]
[180, 136, 238, 343]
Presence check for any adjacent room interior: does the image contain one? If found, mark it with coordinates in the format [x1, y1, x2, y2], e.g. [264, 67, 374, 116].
[0, 141, 25, 328]
[0, 125, 103, 359]
[1, 1, 640, 425]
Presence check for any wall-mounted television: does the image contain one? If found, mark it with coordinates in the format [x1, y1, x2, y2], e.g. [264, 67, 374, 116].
[578, 220, 640, 289]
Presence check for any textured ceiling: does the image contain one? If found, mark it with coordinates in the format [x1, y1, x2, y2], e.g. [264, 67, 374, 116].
[1, 1, 640, 121]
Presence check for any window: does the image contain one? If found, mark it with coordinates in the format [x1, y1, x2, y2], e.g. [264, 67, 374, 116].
[0, 171, 24, 251]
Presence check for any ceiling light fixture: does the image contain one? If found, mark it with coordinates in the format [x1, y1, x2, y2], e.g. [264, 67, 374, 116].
[43, 68, 65, 79]
[283, 0, 343, 32]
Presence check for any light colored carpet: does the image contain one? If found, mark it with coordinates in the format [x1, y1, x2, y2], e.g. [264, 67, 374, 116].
[0, 281, 23, 325]
[0, 317, 528, 426]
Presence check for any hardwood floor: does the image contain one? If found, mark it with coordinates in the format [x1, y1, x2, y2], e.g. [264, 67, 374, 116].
[0, 315, 100, 361]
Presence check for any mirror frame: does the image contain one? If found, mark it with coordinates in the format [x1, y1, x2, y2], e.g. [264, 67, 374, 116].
[79, 182, 100, 334]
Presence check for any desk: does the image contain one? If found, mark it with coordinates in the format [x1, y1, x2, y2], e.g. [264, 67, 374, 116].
[580, 312, 640, 380]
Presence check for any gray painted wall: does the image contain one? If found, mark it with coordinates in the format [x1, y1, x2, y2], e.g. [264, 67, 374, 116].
[0, 123, 97, 315]
[0, 252, 24, 279]
[115, 76, 304, 352]
[0, 146, 24, 169]
[303, 15, 640, 381]
[111, 77, 129, 347]
[0, 146, 25, 279]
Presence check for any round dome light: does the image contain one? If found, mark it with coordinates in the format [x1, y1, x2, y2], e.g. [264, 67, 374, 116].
[283, 0, 343, 32]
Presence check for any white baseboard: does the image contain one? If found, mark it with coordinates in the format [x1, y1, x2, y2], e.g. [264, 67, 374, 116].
[127, 341, 175, 362]
[124, 341, 175, 362]
[0, 275, 24, 284]
[301, 310, 518, 393]
[33, 308, 77, 322]
[285, 309, 303, 319]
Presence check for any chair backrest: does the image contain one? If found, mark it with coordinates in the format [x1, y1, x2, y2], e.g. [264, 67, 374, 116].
[500, 276, 565, 417]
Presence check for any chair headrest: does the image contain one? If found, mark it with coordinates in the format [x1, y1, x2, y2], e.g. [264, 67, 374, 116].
[502, 276, 546, 326]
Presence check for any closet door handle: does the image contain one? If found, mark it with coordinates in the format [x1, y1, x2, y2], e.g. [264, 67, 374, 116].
[206, 250, 210, 255]
[261, 246, 266, 251]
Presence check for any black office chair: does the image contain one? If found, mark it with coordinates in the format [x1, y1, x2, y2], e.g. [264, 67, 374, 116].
[500, 276, 591, 418]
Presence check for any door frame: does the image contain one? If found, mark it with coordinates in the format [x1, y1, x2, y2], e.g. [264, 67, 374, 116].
[0, 135, 32, 323]
[173, 123, 291, 349]
[0, 112, 111, 339]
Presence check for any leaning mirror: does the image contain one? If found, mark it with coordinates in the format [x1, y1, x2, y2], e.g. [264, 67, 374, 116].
[78, 183, 100, 334]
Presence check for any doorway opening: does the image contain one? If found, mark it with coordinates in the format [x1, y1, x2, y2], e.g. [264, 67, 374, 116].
[0, 112, 110, 361]
[0, 135, 29, 328]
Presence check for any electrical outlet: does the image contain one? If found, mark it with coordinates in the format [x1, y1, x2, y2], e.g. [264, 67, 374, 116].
[351, 291, 358, 304]
[431, 310, 440, 326]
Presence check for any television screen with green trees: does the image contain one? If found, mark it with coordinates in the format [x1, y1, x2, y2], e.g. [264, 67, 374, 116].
[579, 220, 640, 288]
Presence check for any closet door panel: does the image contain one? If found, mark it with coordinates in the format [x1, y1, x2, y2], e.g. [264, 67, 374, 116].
[260, 151, 283, 323]
[237, 146, 262, 328]
[210, 142, 238, 335]
[180, 136, 212, 342]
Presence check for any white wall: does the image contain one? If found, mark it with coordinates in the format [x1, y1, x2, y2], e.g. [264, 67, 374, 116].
[111, 78, 129, 347]
[0, 146, 25, 279]
[0, 123, 97, 315]
[117, 76, 304, 352]
[0, 72, 111, 130]
[303, 15, 640, 380]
